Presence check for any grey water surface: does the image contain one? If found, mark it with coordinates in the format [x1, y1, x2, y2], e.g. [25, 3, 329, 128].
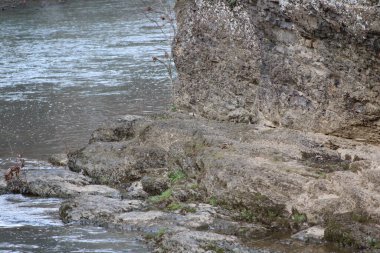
[0, 0, 172, 160]
[0, 0, 172, 252]
[0, 193, 149, 253]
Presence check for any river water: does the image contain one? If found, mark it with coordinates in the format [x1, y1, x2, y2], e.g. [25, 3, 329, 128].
[0, 0, 172, 251]
[0, 0, 172, 160]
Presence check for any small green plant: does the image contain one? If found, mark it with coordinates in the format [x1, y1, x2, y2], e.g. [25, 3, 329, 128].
[209, 196, 218, 207]
[239, 209, 256, 222]
[292, 213, 307, 223]
[168, 170, 186, 183]
[181, 205, 197, 213]
[351, 212, 371, 223]
[291, 209, 307, 224]
[166, 202, 182, 211]
[170, 104, 177, 112]
[149, 189, 173, 203]
[368, 237, 380, 249]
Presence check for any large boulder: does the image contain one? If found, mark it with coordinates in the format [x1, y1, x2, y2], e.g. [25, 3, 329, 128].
[173, 0, 380, 142]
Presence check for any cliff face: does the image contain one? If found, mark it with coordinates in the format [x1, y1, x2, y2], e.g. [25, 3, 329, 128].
[173, 0, 380, 142]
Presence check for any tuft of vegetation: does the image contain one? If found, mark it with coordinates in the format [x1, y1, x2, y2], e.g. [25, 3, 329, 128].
[209, 196, 218, 207]
[170, 104, 177, 112]
[168, 170, 186, 183]
[351, 212, 371, 224]
[149, 189, 173, 204]
[166, 202, 182, 211]
[325, 222, 357, 248]
[166, 202, 197, 214]
[237, 208, 256, 222]
[291, 209, 307, 225]
[181, 205, 197, 214]
[368, 238, 380, 249]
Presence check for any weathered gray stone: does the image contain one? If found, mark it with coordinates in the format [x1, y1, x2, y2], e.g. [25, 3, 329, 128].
[141, 175, 169, 196]
[123, 181, 149, 200]
[67, 141, 167, 185]
[48, 153, 68, 167]
[173, 0, 380, 143]
[6, 168, 120, 198]
[67, 114, 380, 225]
[291, 226, 325, 243]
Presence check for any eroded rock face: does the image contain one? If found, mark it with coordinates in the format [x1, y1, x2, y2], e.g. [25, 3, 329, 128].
[173, 0, 380, 142]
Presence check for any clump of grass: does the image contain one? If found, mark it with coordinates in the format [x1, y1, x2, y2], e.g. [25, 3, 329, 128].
[166, 202, 182, 211]
[168, 170, 186, 183]
[368, 237, 380, 249]
[181, 205, 197, 213]
[170, 104, 177, 112]
[149, 189, 173, 204]
[237, 209, 256, 222]
[166, 202, 197, 214]
[351, 212, 371, 224]
[291, 208, 307, 224]
[209, 196, 218, 207]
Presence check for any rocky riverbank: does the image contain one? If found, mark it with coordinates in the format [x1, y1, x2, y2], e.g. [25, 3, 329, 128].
[2, 112, 378, 252]
[1, 0, 379, 252]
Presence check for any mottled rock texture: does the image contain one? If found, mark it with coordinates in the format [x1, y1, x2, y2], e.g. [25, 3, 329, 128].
[68, 114, 380, 226]
[173, 0, 380, 143]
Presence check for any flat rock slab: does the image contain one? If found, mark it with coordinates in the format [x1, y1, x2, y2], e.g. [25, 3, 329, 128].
[7, 168, 120, 198]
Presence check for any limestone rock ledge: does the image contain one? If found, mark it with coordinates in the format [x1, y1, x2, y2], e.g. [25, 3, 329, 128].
[66, 113, 380, 252]
[173, 0, 380, 143]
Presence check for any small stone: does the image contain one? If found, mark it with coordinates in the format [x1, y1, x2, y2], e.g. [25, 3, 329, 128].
[291, 226, 325, 243]
[141, 176, 169, 196]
